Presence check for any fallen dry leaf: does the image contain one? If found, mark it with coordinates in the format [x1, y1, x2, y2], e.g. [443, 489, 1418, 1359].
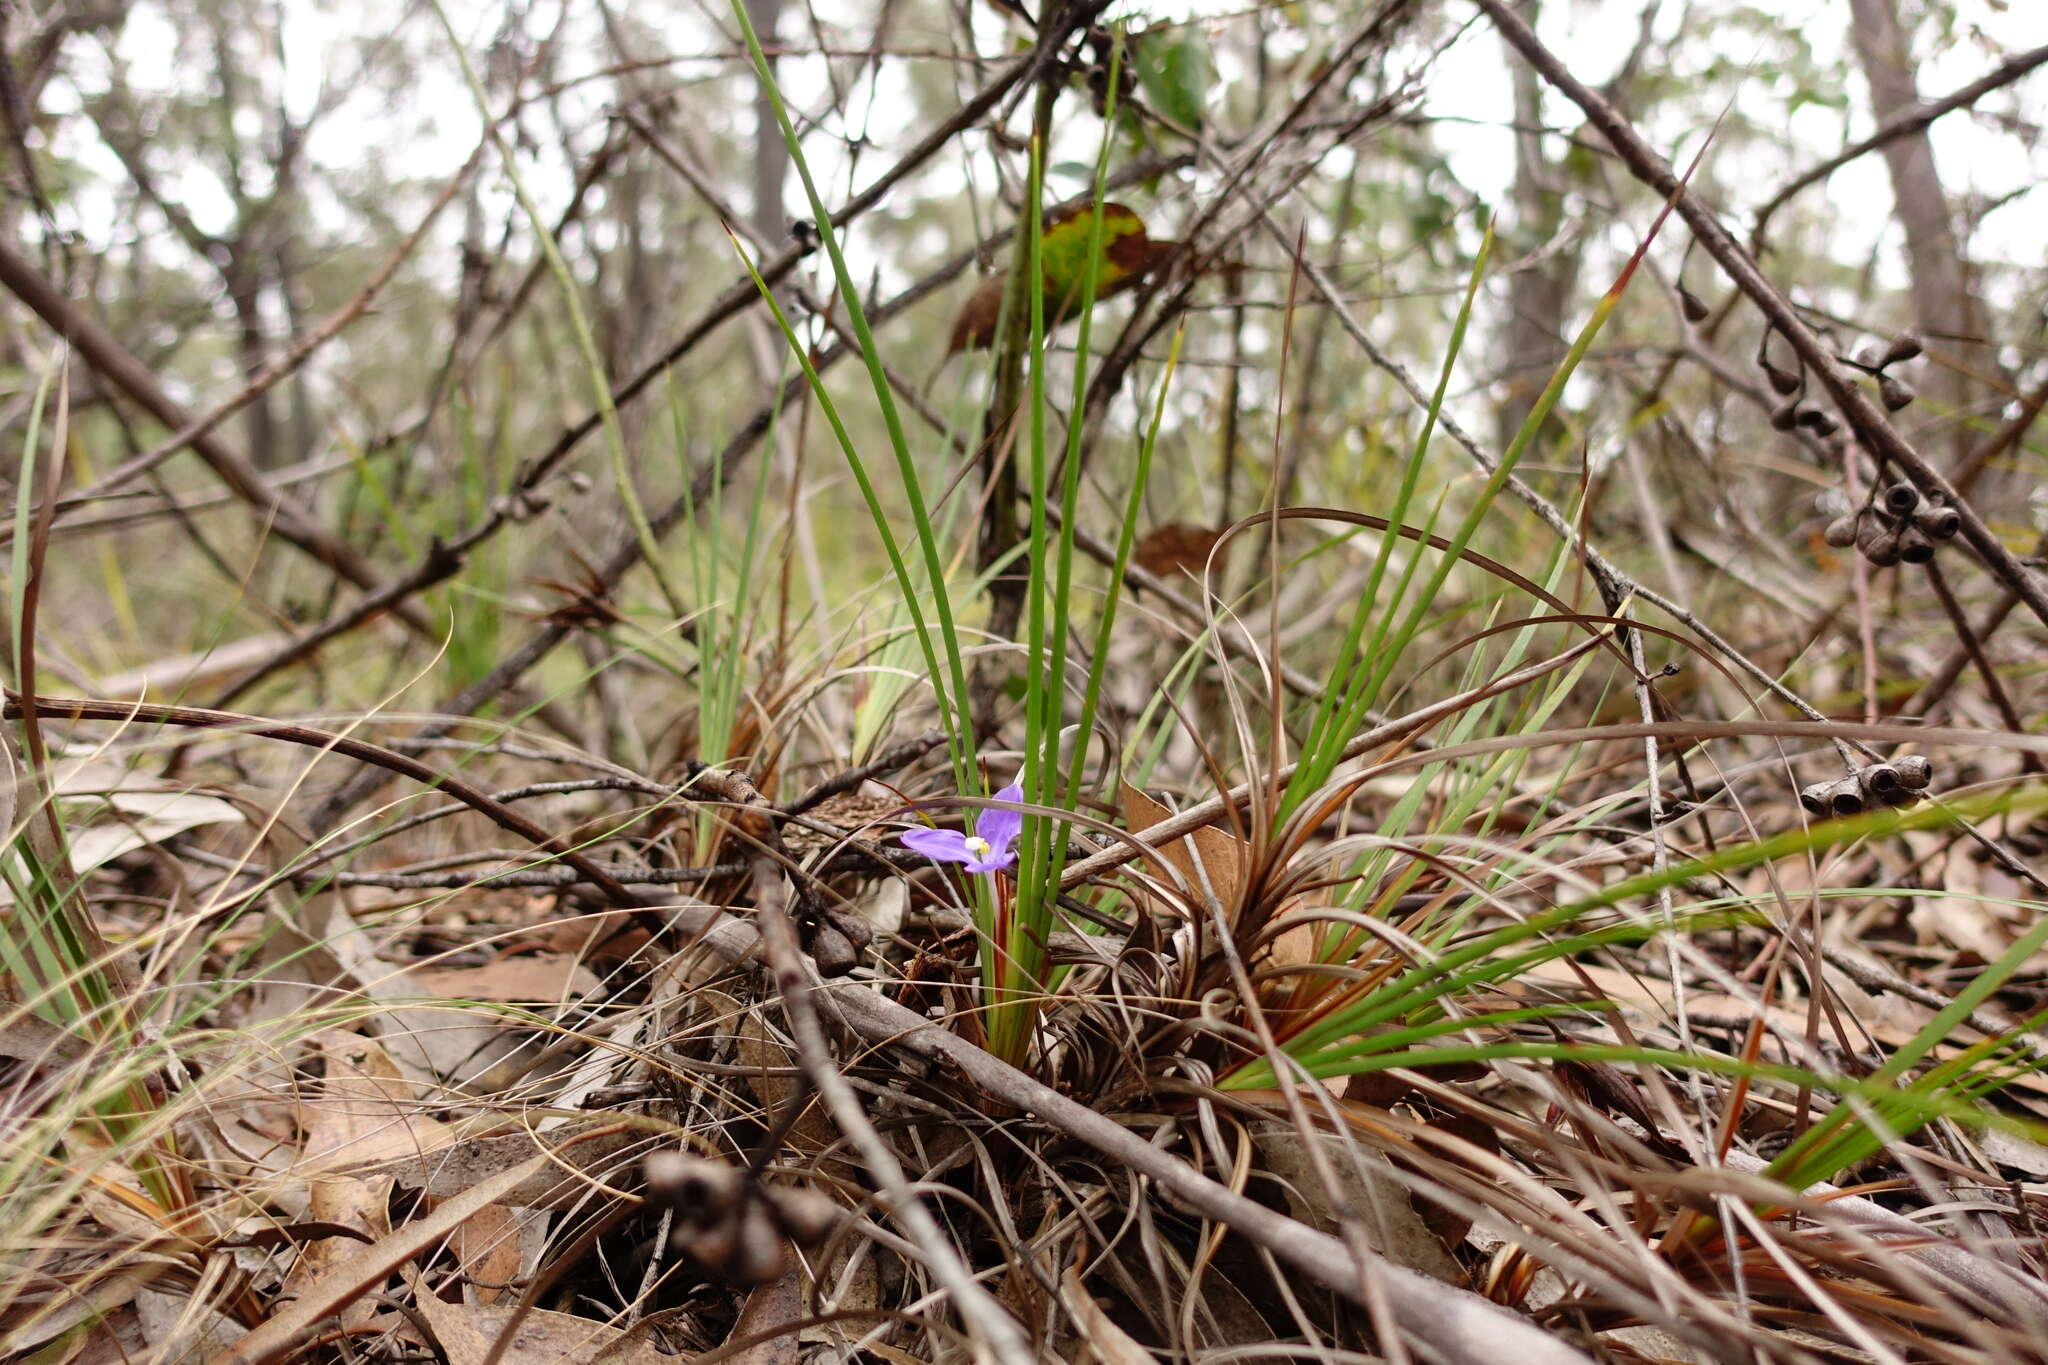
[1120, 780, 1247, 909]
[405, 955, 599, 1003]
[1059, 1267, 1155, 1365]
[210, 1152, 552, 1365]
[1251, 1120, 1463, 1284]
[328, 1119, 647, 1211]
[406, 1270, 674, 1365]
[723, 1267, 803, 1365]
[454, 1203, 523, 1307]
[286, 1031, 443, 1321]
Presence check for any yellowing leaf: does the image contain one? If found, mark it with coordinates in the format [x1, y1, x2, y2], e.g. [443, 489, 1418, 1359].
[1039, 202, 1151, 310]
[942, 203, 1175, 356]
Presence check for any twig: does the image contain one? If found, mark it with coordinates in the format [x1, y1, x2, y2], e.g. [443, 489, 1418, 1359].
[1749, 42, 2048, 252]
[1472, 0, 2048, 633]
[747, 855, 1040, 1365]
[779, 730, 948, 816]
[2, 693, 645, 908]
[626, 879, 1594, 1365]
[0, 239, 431, 636]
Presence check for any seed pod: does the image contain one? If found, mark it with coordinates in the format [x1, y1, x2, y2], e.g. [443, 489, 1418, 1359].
[1763, 360, 1803, 396]
[1823, 775, 1866, 816]
[766, 1186, 842, 1248]
[1881, 482, 1921, 517]
[674, 1216, 739, 1275]
[1823, 514, 1860, 548]
[1881, 332, 1924, 366]
[1859, 763, 1904, 799]
[1857, 517, 1904, 566]
[1893, 754, 1932, 790]
[645, 1152, 744, 1223]
[1896, 524, 1935, 563]
[732, 1199, 792, 1286]
[1799, 780, 1835, 815]
[1679, 286, 1710, 322]
[1878, 373, 1915, 411]
[1770, 396, 1801, 431]
[1914, 503, 1960, 539]
[1796, 406, 1838, 436]
[1854, 344, 1883, 370]
[1880, 786, 1923, 809]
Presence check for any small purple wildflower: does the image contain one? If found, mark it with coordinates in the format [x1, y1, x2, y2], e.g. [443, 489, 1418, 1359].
[900, 782, 1024, 874]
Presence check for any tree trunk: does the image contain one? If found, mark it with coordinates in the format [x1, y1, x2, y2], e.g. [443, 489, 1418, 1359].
[746, 0, 789, 240]
[225, 247, 283, 469]
[1846, 0, 1985, 461]
[1496, 0, 1580, 453]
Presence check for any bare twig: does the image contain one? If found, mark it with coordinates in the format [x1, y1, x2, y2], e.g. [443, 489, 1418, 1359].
[1749, 41, 2048, 251]
[2, 693, 646, 907]
[1472, 0, 2048, 632]
[0, 238, 434, 636]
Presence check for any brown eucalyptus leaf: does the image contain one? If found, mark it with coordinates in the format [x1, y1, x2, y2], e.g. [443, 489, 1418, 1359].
[724, 1267, 803, 1365]
[1119, 780, 1245, 909]
[1251, 1121, 1464, 1284]
[406, 1273, 673, 1365]
[1131, 521, 1224, 584]
[209, 1152, 552, 1365]
[285, 1032, 440, 1323]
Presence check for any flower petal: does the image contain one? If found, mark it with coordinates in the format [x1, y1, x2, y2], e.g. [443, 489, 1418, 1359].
[976, 782, 1025, 854]
[963, 846, 1018, 874]
[900, 826, 973, 864]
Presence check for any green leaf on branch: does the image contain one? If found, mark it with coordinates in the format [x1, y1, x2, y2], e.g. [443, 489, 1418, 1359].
[946, 202, 1173, 355]
[1135, 25, 1211, 132]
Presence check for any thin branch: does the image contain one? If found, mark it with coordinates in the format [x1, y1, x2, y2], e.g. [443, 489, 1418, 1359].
[0, 238, 434, 636]
[1750, 41, 2048, 250]
[2, 693, 646, 908]
[1472, 0, 2048, 633]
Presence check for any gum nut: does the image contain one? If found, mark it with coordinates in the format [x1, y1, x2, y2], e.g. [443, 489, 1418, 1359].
[1770, 397, 1801, 431]
[1879, 374, 1915, 411]
[1825, 776, 1867, 816]
[1859, 763, 1903, 796]
[1679, 286, 1710, 322]
[733, 1200, 792, 1286]
[809, 921, 858, 976]
[675, 1216, 738, 1273]
[647, 1153, 743, 1221]
[1882, 787, 1923, 808]
[1855, 344, 1883, 369]
[1896, 525, 1935, 563]
[644, 1151, 692, 1200]
[1881, 482, 1921, 516]
[1862, 528, 1903, 567]
[1894, 754, 1932, 789]
[1796, 407, 1838, 435]
[1824, 515, 1859, 548]
[1881, 332, 1924, 365]
[1764, 361, 1802, 396]
[1915, 504, 1960, 539]
[768, 1187, 842, 1246]
[1799, 781, 1834, 815]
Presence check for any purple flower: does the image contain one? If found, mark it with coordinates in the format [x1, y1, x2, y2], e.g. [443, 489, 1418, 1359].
[900, 782, 1025, 874]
